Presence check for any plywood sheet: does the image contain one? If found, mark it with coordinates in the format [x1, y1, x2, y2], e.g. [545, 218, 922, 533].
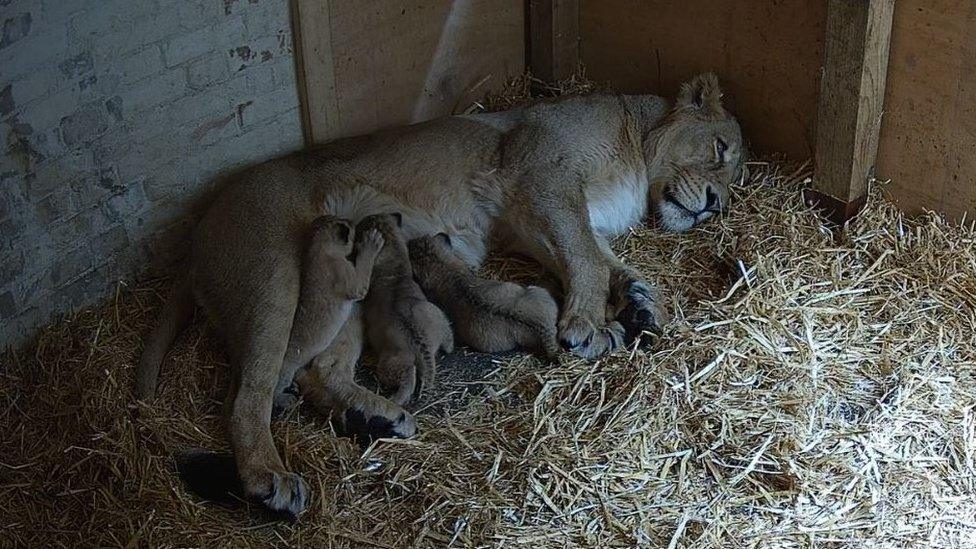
[295, 0, 524, 144]
[580, 0, 826, 160]
[876, 0, 976, 220]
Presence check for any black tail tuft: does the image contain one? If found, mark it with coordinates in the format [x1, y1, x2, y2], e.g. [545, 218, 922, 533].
[175, 450, 303, 522]
[175, 450, 244, 505]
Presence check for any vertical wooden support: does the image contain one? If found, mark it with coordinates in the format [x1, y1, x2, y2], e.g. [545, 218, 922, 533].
[291, 0, 340, 146]
[808, 0, 894, 224]
[529, 0, 580, 82]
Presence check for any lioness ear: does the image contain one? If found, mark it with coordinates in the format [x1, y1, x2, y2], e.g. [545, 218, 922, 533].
[677, 72, 724, 117]
[436, 232, 452, 247]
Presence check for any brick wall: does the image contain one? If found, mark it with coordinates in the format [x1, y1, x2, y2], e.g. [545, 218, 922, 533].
[0, 0, 303, 348]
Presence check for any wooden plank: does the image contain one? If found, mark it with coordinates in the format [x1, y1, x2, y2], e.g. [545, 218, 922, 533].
[876, 0, 976, 221]
[529, 0, 580, 82]
[809, 0, 894, 223]
[292, 0, 341, 146]
[292, 0, 524, 145]
[579, 0, 826, 160]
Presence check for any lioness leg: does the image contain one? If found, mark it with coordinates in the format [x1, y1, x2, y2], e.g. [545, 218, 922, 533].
[296, 311, 417, 444]
[225, 312, 308, 519]
[503, 174, 625, 358]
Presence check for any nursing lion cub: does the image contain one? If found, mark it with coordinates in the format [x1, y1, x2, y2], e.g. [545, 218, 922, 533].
[137, 73, 745, 518]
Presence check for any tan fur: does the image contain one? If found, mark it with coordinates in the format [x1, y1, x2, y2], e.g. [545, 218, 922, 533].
[271, 216, 384, 412]
[408, 234, 560, 360]
[359, 214, 454, 406]
[295, 306, 417, 442]
[138, 73, 745, 517]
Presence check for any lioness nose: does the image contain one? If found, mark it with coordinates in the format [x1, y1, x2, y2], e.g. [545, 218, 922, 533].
[704, 185, 719, 211]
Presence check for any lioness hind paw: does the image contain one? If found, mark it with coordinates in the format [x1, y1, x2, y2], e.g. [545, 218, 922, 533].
[262, 471, 309, 522]
[334, 407, 418, 446]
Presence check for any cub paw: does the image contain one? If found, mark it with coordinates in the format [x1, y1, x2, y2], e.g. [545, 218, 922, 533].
[334, 406, 417, 446]
[616, 282, 669, 345]
[271, 383, 300, 418]
[261, 471, 309, 522]
[358, 228, 385, 255]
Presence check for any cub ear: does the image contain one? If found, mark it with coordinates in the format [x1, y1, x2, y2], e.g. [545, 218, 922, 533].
[391, 212, 403, 227]
[677, 72, 724, 117]
[334, 220, 351, 244]
[435, 232, 452, 247]
[311, 215, 332, 231]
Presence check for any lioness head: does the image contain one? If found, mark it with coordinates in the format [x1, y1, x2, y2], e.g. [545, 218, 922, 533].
[646, 73, 745, 232]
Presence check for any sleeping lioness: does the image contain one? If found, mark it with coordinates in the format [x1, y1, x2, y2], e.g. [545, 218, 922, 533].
[136, 73, 745, 518]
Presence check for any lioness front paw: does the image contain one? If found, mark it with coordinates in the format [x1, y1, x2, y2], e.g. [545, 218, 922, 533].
[261, 471, 309, 521]
[558, 316, 625, 359]
[616, 281, 669, 345]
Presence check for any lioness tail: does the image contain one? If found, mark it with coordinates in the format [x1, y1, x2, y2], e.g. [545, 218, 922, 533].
[134, 278, 194, 400]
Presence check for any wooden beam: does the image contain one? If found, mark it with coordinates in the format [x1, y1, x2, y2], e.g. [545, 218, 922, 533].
[529, 0, 580, 82]
[809, 0, 894, 224]
[291, 0, 341, 146]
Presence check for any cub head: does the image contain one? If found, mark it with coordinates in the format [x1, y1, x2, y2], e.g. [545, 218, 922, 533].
[646, 73, 746, 232]
[407, 233, 465, 277]
[309, 215, 354, 255]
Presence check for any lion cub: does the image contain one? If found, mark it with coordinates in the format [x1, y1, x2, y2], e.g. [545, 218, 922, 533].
[358, 213, 454, 405]
[408, 233, 560, 360]
[274, 215, 384, 411]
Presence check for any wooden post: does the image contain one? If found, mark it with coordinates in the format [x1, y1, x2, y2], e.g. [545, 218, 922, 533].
[807, 0, 895, 225]
[291, 0, 340, 147]
[528, 0, 579, 82]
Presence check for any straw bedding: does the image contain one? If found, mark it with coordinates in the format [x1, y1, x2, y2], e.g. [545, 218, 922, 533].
[3, 79, 976, 548]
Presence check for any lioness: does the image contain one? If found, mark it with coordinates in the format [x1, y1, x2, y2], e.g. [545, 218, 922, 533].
[137, 73, 745, 518]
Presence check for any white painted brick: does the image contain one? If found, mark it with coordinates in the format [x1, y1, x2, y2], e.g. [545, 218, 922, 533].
[240, 86, 300, 130]
[8, 69, 60, 111]
[104, 45, 164, 85]
[122, 70, 186, 114]
[163, 16, 247, 68]
[16, 87, 79, 134]
[186, 54, 232, 91]
[0, 21, 70, 80]
[2, 0, 303, 349]
[69, 0, 157, 40]
[165, 90, 232, 127]
[41, 0, 90, 23]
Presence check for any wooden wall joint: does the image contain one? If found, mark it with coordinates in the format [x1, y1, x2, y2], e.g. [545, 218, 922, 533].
[812, 0, 894, 223]
[528, 0, 580, 82]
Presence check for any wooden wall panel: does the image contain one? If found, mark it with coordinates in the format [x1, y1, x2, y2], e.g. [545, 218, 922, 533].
[579, 0, 826, 160]
[876, 0, 976, 220]
[294, 0, 524, 144]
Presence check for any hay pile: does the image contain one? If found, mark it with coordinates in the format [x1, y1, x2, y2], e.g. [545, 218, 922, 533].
[3, 94, 976, 548]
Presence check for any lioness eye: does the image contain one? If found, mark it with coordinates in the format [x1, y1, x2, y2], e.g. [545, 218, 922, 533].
[714, 137, 728, 162]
